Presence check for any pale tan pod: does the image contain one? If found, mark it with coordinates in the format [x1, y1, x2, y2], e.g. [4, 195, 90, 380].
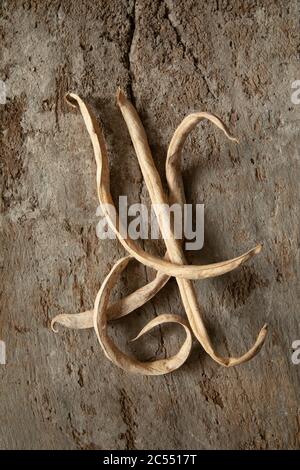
[51, 268, 169, 331]
[65, 92, 261, 281]
[165, 109, 268, 366]
[166, 111, 238, 206]
[117, 90, 267, 367]
[52, 90, 268, 371]
[93, 256, 192, 375]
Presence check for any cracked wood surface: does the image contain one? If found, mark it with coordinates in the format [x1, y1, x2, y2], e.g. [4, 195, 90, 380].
[0, 0, 300, 449]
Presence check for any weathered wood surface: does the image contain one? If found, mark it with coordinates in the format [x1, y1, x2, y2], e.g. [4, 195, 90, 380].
[0, 0, 299, 449]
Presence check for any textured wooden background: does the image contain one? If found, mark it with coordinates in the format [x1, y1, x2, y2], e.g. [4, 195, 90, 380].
[0, 0, 300, 449]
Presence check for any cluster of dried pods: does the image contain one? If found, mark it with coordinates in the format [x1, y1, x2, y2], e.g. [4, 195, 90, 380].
[51, 89, 268, 375]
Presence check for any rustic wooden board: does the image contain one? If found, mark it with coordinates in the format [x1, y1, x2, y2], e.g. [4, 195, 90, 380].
[0, 0, 299, 449]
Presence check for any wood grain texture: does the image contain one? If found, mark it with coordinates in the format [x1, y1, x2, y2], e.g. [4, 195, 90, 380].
[0, 0, 299, 449]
